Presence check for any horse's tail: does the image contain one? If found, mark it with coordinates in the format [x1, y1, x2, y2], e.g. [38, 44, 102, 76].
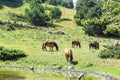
[54, 42, 59, 51]
[69, 50, 73, 63]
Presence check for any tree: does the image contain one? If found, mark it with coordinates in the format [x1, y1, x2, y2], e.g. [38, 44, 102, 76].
[42, 0, 46, 3]
[25, 0, 47, 26]
[67, 0, 74, 8]
[48, 0, 58, 6]
[75, 0, 102, 20]
[50, 7, 62, 23]
[47, 0, 74, 9]
[61, 0, 74, 8]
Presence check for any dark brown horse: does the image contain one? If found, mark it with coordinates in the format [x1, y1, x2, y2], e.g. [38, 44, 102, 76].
[64, 48, 73, 64]
[42, 41, 59, 51]
[89, 41, 99, 50]
[72, 40, 81, 48]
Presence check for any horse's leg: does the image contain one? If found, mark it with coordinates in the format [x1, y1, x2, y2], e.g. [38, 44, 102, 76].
[97, 45, 99, 50]
[49, 47, 51, 51]
[69, 52, 73, 64]
[49, 47, 53, 51]
[66, 56, 69, 63]
[52, 47, 53, 51]
[77, 44, 79, 48]
[79, 44, 81, 48]
[50, 47, 53, 51]
[45, 46, 47, 51]
[43, 46, 47, 51]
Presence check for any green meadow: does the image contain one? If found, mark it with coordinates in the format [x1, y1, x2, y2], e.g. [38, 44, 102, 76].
[0, 1, 120, 80]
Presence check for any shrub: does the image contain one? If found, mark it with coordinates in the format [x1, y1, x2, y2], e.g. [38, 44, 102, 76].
[25, 0, 47, 26]
[82, 18, 107, 36]
[50, 7, 62, 24]
[0, 46, 26, 61]
[98, 46, 120, 59]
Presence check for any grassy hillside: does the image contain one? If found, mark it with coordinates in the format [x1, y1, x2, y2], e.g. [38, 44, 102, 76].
[0, 1, 120, 80]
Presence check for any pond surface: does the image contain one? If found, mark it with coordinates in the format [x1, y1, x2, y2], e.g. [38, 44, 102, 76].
[0, 69, 26, 80]
[0, 69, 100, 80]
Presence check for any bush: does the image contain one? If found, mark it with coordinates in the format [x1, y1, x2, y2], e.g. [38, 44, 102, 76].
[98, 46, 120, 59]
[74, 18, 81, 26]
[25, 0, 47, 26]
[0, 46, 26, 61]
[50, 7, 62, 24]
[82, 18, 107, 36]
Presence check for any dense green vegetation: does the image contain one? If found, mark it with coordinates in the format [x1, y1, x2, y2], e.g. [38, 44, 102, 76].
[0, 0, 120, 80]
[99, 46, 120, 59]
[75, 0, 120, 37]
[48, 0, 74, 9]
[25, 0, 47, 26]
[50, 7, 62, 23]
[0, 46, 26, 61]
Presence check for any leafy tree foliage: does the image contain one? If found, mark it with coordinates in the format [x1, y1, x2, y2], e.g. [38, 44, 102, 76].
[75, 0, 102, 19]
[75, 0, 120, 37]
[50, 7, 62, 21]
[99, 45, 120, 59]
[82, 18, 108, 36]
[25, 0, 47, 26]
[102, 1, 120, 37]
[48, 0, 74, 9]
[61, 0, 74, 8]
[48, 0, 57, 5]
[0, 46, 26, 61]
[42, 0, 47, 3]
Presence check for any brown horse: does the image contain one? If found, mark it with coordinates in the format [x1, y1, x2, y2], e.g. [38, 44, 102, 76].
[89, 41, 99, 50]
[42, 41, 59, 51]
[114, 41, 120, 46]
[64, 48, 73, 64]
[72, 40, 81, 48]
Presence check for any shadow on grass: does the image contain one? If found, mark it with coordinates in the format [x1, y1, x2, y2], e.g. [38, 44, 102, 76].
[46, 22, 63, 28]
[72, 61, 78, 65]
[0, 0, 23, 9]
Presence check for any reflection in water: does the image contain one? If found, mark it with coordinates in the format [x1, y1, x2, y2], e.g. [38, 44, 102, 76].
[0, 75, 25, 80]
[0, 70, 25, 80]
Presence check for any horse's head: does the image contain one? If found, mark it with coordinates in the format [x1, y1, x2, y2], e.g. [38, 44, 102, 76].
[52, 42, 59, 51]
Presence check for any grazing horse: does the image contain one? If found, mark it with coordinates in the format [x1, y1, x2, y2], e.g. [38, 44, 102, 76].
[114, 41, 120, 46]
[42, 41, 59, 51]
[64, 48, 73, 64]
[89, 41, 99, 50]
[72, 40, 81, 48]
